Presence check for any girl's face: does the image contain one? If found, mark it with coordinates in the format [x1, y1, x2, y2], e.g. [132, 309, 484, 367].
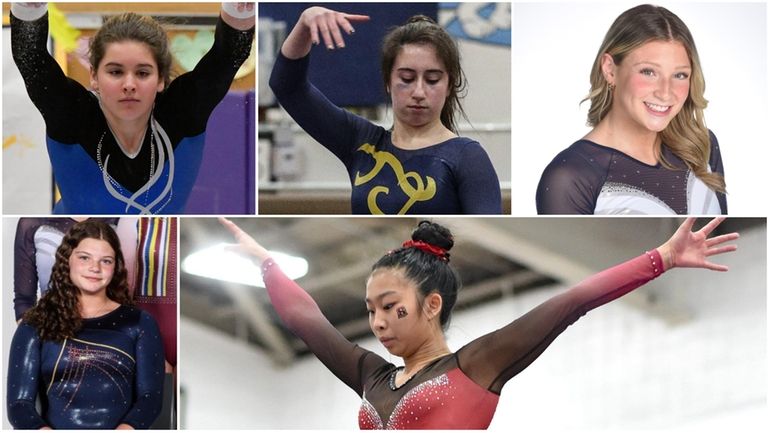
[604, 40, 691, 134]
[68, 237, 116, 296]
[366, 268, 440, 358]
[389, 43, 450, 130]
[90, 40, 165, 124]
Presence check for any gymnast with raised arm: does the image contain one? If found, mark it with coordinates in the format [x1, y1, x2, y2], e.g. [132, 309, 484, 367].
[219, 217, 737, 429]
[10, 2, 254, 214]
[269, 7, 502, 214]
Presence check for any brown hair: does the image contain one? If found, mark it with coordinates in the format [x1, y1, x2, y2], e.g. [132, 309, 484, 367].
[381, 15, 468, 133]
[583, 4, 725, 193]
[89, 12, 172, 88]
[22, 220, 133, 342]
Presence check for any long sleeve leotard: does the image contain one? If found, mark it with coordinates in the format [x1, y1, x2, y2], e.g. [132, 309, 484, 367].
[261, 250, 665, 429]
[7, 305, 165, 429]
[269, 52, 502, 215]
[10, 10, 254, 214]
[536, 134, 727, 215]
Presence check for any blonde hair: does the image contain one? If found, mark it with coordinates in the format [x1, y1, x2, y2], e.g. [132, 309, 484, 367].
[583, 4, 725, 193]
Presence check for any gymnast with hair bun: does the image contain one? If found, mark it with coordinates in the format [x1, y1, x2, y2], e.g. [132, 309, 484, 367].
[269, 6, 502, 214]
[220, 216, 737, 429]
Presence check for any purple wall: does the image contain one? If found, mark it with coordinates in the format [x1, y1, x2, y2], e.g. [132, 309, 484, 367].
[185, 91, 255, 214]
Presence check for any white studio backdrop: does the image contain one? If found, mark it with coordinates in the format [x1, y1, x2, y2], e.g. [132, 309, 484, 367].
[180, 224, 766, 430]
[512, 2, 768, 215]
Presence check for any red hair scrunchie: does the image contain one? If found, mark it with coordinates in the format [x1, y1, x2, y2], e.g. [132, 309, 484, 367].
[402, 240, 449, 262]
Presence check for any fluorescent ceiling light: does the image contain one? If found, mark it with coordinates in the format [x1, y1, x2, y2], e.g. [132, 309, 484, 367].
[182, 243, 308, 287]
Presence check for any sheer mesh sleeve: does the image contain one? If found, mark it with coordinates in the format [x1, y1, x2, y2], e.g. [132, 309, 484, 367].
[707, 131, 728, 214]
[536, 143, 609, 214]
[457, 250, 665, 394]
[262, 259, 387, 396]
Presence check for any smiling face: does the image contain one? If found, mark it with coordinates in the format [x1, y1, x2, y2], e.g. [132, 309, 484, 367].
[90, 40, 165, 124]
[366, 268, 442, 357]
[68, 237, 116, 296]
[389, 43, 450, 130]
[604, 40, 691, 133]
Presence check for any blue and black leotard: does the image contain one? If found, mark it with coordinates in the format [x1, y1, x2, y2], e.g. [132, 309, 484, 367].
[269, 52, 502, 215]
[7, 305, 165, 429]
[10, 11, 254, 214]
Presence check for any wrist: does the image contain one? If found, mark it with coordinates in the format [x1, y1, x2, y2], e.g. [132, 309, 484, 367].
[656, 244, 674, 270]
[11, 3, 48, 21]
[221, 2, 255, 19]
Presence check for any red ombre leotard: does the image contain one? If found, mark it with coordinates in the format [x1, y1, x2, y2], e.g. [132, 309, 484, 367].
[262, 250, 665, 429]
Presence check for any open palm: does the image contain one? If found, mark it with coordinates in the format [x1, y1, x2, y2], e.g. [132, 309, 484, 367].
[659, 217, 739, 271]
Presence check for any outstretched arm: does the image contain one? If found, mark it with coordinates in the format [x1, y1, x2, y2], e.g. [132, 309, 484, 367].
[459, 217, 738, 393]
[219, 218, 386, 396]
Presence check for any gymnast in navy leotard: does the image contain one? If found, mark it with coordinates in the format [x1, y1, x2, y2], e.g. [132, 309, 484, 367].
[13, 218, 118, 321]
[269, 7, 502, 214]
[10, 3, 254, 214]
[7, 221, 164, 429]
[220, 217, 737, 428]
[537, 5, 727, 215]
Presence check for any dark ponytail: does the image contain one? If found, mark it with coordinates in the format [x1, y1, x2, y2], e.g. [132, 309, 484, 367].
[372, 221, 461, 329]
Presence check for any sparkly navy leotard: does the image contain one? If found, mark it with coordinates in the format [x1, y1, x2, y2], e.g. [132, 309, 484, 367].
[7, 305, 165, 429]
[262, 250, 665, 428]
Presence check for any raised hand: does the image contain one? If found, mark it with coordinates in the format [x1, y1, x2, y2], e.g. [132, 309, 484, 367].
[221, 2, 255, 30]
[282, 7, 370, 59]
[658, 217, 739, 272]
[218, 217, 272, 264]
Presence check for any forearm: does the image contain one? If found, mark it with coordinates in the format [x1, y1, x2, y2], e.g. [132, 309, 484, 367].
[261, 259, 329, 336]
[281, 21, 314, 59]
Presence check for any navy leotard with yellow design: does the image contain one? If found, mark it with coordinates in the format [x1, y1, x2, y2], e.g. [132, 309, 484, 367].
[269, 52, 502, 215]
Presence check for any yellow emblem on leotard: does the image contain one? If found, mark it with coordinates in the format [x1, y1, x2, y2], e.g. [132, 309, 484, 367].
[354, 143, 436, 214]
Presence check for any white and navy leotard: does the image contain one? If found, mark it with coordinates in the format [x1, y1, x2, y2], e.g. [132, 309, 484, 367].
[10, 12, 254, 214]
[536, 133, 727, 215]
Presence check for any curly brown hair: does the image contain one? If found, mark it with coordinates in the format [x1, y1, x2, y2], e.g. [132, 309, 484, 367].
[22, 220, 133, 341]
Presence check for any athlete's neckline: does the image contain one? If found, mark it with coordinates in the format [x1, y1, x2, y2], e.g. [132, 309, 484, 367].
[389, 352, 454, 391]
[578, 139, 663, 169]
[82, 304, 125, 321]
[388, 132, 467, 152]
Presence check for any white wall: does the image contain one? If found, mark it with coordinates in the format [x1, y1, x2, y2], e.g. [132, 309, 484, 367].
[2, 28, 53, 214]
[180, 225, 766, 430]
[513, 2, 768, 215]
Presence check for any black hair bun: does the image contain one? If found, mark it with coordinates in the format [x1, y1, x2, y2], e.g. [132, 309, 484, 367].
[411, 220, 454, 251]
